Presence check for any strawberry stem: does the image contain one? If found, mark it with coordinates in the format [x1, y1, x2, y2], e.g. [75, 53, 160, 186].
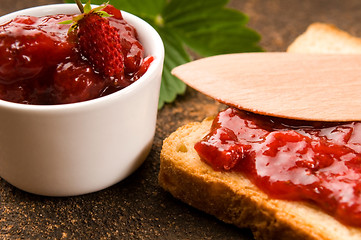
[74, 0, 84, 13]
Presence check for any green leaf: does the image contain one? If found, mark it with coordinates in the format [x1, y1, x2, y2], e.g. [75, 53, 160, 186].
[83, 0, 92, 13]
[97, 10, 112, 18]
[156, 28, 190, 108]
[163, 0, 263, 56]
[64, 0, 263, 108]
[59, 19, 73, 24]
[66, 0, 166, 20]
[103, 0, 166, 20]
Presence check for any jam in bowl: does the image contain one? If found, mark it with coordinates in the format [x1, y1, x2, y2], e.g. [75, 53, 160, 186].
[0, 4, 164, 196]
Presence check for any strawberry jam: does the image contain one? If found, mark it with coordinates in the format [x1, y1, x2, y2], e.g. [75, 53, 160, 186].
[195, 107, 361, 227]
[0, 5, 152, 104]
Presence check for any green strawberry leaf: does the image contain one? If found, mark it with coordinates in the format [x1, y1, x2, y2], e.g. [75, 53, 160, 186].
[83, 0, 92, 13]
[59, 19, 73, 24]
[163, 0, 262, 56]
[64, 0, 263, 108]
[156, 27, 190, 108]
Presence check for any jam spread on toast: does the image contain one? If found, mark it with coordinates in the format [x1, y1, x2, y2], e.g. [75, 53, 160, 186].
[195, 107, 361, 227]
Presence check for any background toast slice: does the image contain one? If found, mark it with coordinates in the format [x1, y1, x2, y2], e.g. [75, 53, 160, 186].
[287, 22, 361, 53]
[159, 23, 361, 240]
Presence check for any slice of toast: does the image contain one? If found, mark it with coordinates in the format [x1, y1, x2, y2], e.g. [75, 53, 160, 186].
[287, 22, 361, 54]
[159, 23, 361, 240]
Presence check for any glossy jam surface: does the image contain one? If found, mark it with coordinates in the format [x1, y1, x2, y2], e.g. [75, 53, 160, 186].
[0, 6, 152, 104]
[195, 107, 361, 227]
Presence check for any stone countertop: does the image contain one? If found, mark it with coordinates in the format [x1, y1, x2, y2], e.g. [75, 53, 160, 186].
[1, 0, 361, 239]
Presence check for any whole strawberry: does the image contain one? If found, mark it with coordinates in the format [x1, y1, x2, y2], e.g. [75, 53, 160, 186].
[62, 1, 125, 84]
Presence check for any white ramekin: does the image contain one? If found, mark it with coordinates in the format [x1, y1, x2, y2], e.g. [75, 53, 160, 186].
[0, 4, 164, 196]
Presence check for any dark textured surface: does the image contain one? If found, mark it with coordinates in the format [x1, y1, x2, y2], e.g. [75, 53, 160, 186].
[1, 0, 361, 239]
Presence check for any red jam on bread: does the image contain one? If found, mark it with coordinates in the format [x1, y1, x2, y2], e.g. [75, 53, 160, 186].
[0, 5, 153, 104]
[195, 107, 361, 227]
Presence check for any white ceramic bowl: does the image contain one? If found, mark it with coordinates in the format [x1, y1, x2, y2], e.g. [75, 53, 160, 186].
[0, 4, 164, 196]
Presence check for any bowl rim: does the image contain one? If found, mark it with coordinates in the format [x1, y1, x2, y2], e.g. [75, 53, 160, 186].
[0, 3, 164, 112]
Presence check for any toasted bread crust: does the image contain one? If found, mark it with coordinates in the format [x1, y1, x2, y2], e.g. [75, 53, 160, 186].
[159, 119, 361, 240]
[159, 23, 361, 240]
